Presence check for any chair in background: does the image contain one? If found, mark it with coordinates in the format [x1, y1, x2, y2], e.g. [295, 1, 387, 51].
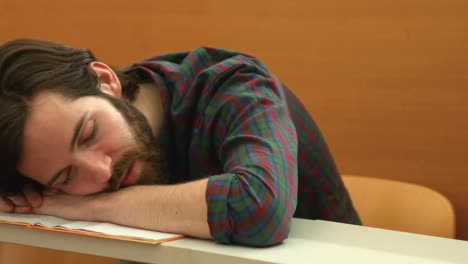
[342, 175, 456, 238]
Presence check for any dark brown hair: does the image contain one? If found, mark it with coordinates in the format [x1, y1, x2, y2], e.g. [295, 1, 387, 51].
[0, 39, 137, 193]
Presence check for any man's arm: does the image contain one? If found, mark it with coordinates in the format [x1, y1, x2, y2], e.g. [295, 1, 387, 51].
[198, 53, 299, 246]
[33, 178, 211, 239]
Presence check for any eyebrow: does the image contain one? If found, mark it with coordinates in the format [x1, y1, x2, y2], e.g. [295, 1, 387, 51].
[46, 112, 88, 187]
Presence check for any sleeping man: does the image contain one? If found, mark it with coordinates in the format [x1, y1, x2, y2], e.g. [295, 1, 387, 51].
[0, 39, 360, 246]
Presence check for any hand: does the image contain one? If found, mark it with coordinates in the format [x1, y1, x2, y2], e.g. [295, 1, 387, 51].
[0, 184, 43, 213]
[32, 191, 96, 221]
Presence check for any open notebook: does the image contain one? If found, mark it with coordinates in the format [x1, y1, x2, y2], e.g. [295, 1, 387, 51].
[0, 212, 184, 244]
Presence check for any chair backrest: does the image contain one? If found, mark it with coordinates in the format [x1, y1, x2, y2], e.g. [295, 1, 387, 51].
[342, 175, 456, 238]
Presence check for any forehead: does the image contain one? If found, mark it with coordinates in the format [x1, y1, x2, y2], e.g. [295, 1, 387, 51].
[29, 91, 75, 123]
[25, 92, 88, 141]
[17, 92, 81, 177]
[26, 91, 114, 133]
[25, 92, 77, 139]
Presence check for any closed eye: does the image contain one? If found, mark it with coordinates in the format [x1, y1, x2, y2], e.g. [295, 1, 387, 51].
[60, 166, 73, 186]
[50, 166, 72, 188]
[79, 119, 98, 146]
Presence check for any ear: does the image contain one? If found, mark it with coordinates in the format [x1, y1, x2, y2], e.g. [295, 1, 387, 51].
[89, 61, 123, 98]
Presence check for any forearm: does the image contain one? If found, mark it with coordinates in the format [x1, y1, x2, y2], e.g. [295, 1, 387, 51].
[92, 178, 210, 239]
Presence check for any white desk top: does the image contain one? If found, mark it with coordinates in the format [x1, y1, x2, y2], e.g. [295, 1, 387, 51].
[1, 218, 467, 263]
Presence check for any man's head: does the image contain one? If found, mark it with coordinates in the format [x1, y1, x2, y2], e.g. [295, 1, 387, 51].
[0, 39, 168, 195]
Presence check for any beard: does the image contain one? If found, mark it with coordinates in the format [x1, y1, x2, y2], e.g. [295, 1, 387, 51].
[98, 93, 169, 191]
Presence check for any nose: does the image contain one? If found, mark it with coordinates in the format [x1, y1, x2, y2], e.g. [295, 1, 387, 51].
[72, 150, 112, 183]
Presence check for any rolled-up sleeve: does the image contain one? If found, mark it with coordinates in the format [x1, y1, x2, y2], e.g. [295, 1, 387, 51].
[205, 59, 298, 246]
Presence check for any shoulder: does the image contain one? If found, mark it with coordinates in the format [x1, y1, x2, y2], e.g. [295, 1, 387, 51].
[130, 47, 269, 76]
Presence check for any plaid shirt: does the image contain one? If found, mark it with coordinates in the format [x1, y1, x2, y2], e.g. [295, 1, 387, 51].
[124, 47, 360, 246]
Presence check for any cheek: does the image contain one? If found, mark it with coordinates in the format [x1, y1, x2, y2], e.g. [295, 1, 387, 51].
[94, 129, 134, 155]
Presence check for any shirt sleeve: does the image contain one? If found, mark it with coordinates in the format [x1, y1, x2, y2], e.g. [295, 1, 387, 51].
[205, 57, 298, 247]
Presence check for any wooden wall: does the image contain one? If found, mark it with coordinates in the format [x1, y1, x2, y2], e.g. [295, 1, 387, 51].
[1, 0, 467, 262]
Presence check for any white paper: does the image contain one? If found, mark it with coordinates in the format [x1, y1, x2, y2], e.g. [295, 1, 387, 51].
[0, 212, 183, 243]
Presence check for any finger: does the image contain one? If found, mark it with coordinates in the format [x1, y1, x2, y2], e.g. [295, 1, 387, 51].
[43, 187, 60, 196]
[15, 205, 33, 214]
[0, 196, 15, 213]
[24, 184, 43, 208]
[7, 195, 31, 207]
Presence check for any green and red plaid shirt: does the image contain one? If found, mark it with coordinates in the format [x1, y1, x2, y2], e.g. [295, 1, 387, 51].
[124, 47, 360, 246]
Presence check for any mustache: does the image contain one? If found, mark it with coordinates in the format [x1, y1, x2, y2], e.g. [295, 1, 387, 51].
[107, 146, 166, 191]
[107, 151, 136, 192]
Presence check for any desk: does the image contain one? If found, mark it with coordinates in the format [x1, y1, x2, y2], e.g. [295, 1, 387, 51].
[1, 219, 467, 263]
